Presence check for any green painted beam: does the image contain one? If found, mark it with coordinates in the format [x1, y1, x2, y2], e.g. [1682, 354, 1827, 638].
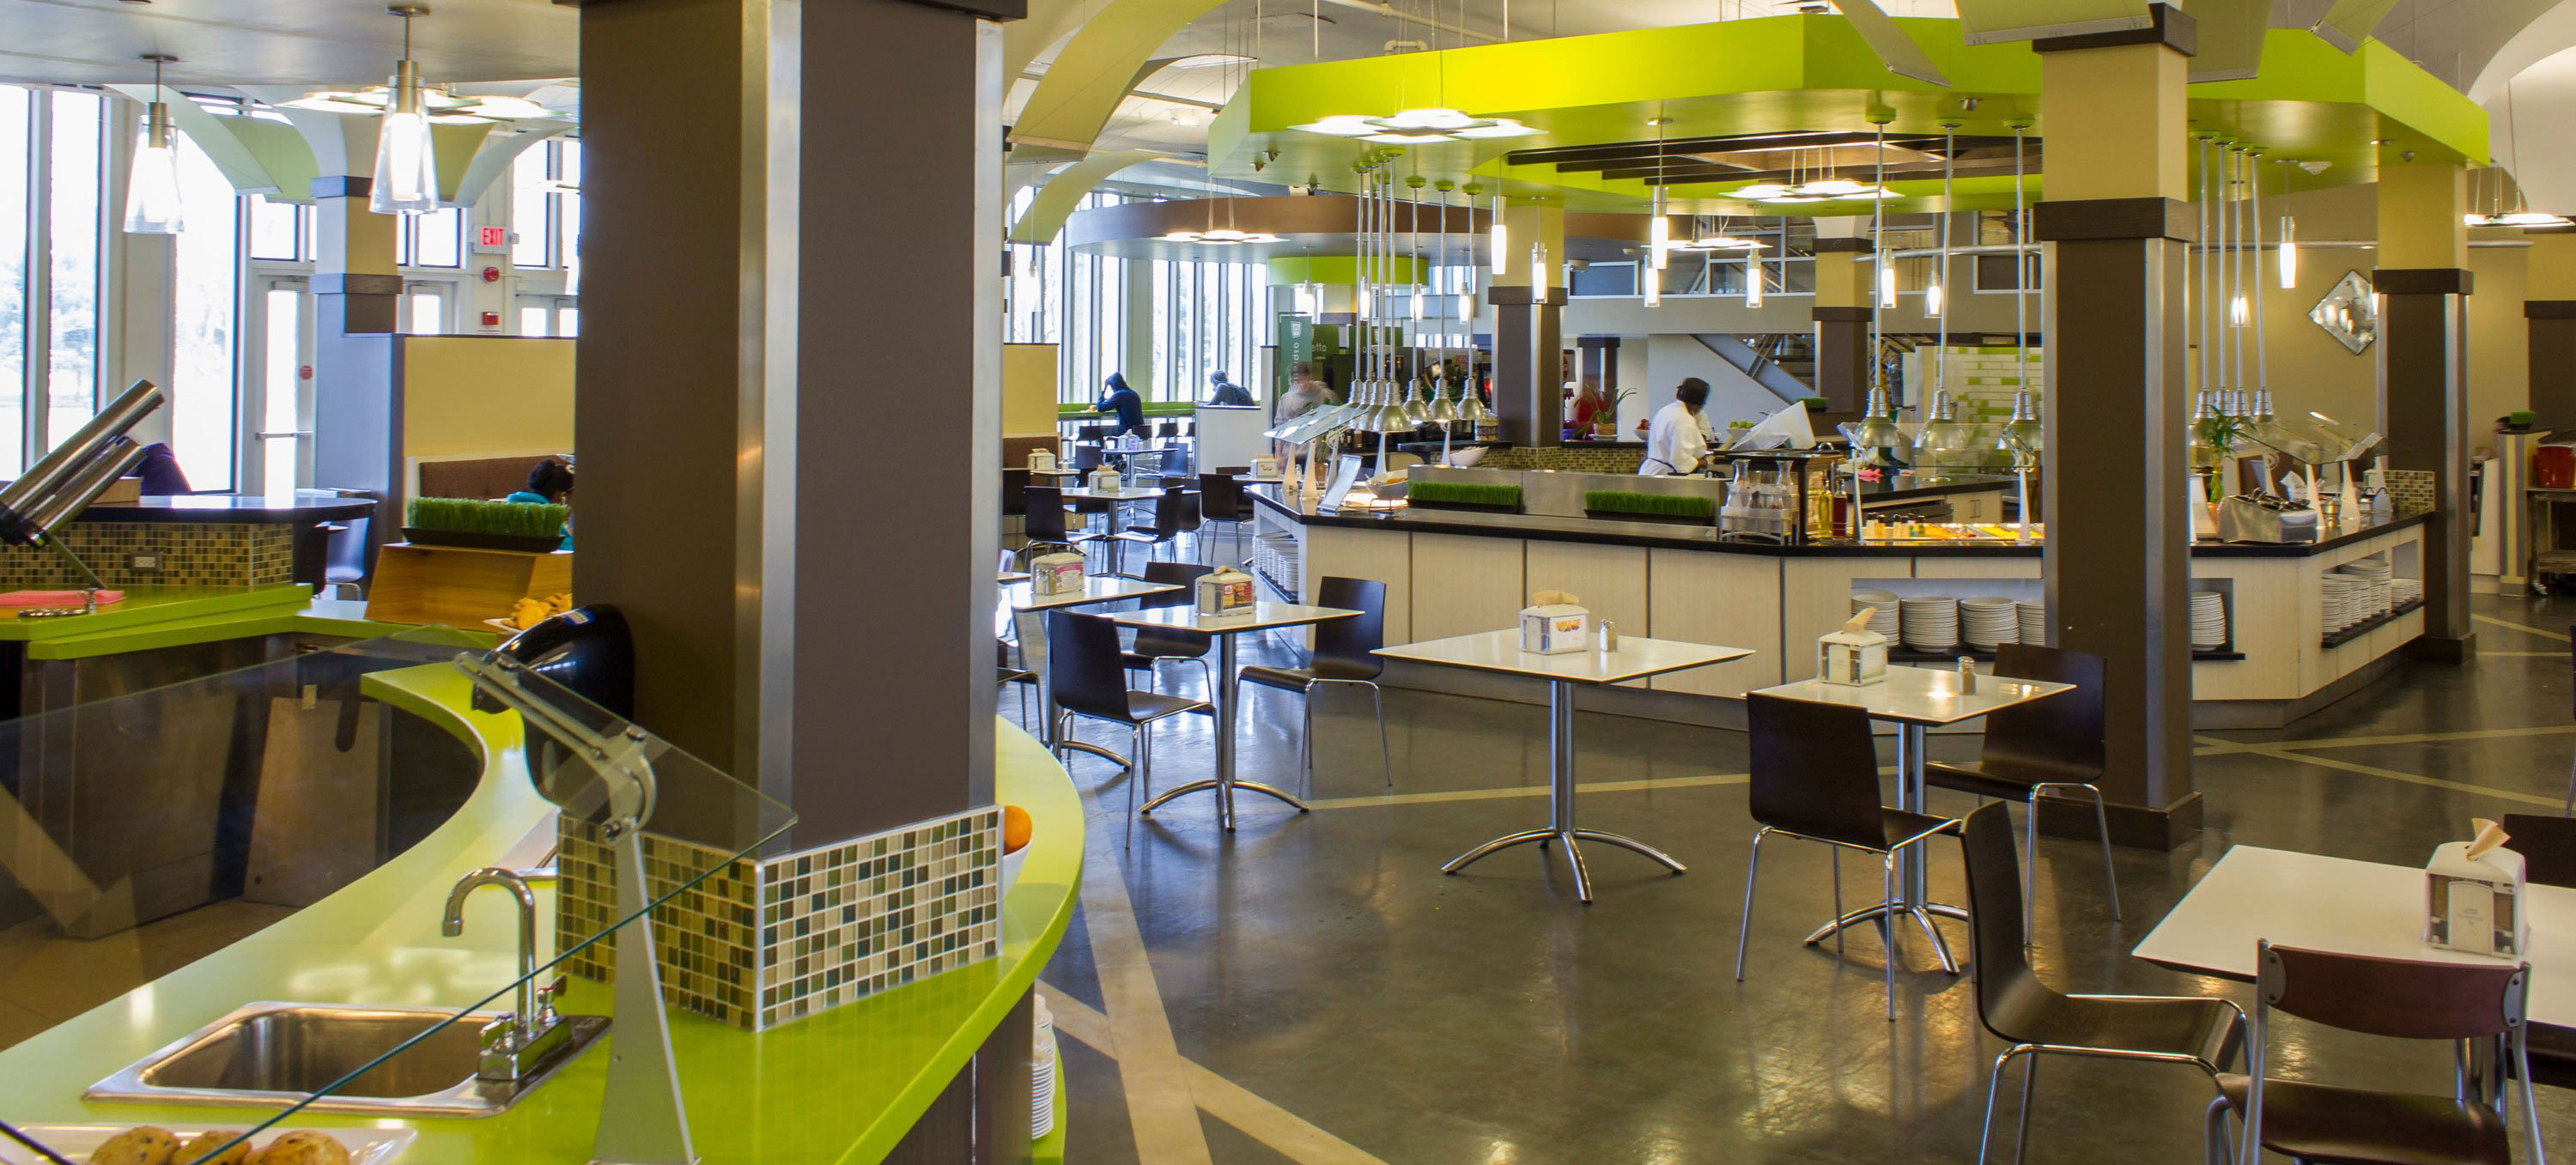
[1010, 149, 1168, 243]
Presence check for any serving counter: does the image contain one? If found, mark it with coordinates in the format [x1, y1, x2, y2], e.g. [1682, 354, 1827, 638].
[0, 601, 1083, 1163]
[1249, 488, 2427, 729]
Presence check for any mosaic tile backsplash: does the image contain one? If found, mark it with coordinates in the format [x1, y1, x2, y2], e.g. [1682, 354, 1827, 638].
[558, 806, 1003, 1031]
[1484, 446, 1648, 474]
[2385, 469, 2437, 516]
[0, 522, 295, 587]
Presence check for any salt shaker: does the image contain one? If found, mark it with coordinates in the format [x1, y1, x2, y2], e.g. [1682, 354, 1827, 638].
[1957, 654, 1978, 694]
[1599, 619, 1619, 653]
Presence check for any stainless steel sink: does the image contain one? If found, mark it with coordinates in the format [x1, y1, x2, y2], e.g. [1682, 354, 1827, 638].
[86, 1002, 609, 1117]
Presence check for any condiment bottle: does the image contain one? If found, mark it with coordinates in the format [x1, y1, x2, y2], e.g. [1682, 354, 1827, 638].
[1957, 655, 1978, 694]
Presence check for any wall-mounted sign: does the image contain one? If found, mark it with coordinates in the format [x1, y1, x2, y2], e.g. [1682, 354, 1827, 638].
[474, 226, 509, 253]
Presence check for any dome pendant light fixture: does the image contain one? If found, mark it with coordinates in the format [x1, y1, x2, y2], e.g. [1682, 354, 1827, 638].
[371, 5, 441, 216]
[122, 53, 185, 235]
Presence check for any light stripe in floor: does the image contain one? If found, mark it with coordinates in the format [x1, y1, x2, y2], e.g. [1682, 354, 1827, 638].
[2221, 742, 2568, 809]
[2474, 613, 2571, 641]
[1041, 985, 1393, 1165]
[1076, 811, 1212, 1162]
[1303, 771, 1749, 811]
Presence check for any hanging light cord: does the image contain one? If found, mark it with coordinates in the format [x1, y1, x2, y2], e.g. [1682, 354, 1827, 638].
[1936, 124, 1953, 398]
[2253, 149, 2267, 395]
[2012, 122, 2028, 407]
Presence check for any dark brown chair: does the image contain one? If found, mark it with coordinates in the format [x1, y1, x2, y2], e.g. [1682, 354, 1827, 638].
[1199, 472, 1255, 561]
[1109, 487, 1192, 570]
[1959, 804, 2243, 1164]
[997, 638, 1036, 726]
[1001, 467, 1030, 519]
[2205, 942, 2548, 1165]
[1239, 576, 1391, 793]
[1047, 610, 1211, 846]
[1121, 561, 1213, 695]
[1735, 694, 1960, 1021]
[1924, 644, 2121, 932]
[2500, 814, 2576, 1095]
[1023, 485, 1112, 567]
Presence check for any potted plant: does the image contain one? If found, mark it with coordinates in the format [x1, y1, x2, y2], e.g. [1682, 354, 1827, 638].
[405, 496, 571, 553]
[1596, 388, 1637, 437]
[2506, 410, 2537, 433]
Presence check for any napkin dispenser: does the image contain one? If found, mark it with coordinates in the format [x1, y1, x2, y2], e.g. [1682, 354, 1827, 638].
[1196, 566, 1255, 616]
[1518, 590, 1590, 654]
[2216, 494, 2319, 544]
[1817, 610, 1889, 687]
[1252, 454, 1280, 477]
[1030, 552, 1084, 596]
[1028, 448, 1057, 473]
[1089, 464, 1121, 493]
[2425, 818, 2530, 958]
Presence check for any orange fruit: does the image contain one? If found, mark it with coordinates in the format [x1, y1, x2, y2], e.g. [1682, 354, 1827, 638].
[1002, 804, 1033, 853]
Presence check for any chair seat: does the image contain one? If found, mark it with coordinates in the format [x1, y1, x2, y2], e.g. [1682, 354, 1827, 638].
[2213, 1075, 2512, 1165]
[999, 667, 1036, 686]
[1239, 659, 1380, 690]
[1113, 529, 1168, 543]
[1990, 992, 2241, 1071]
[2520, 1020, 2576, 1089]
[1121, 646, 1208, 669]
[1925, 758, 2100, 800]
[1126, 690, 1212, 723]
[1880, 807, 1959, 847]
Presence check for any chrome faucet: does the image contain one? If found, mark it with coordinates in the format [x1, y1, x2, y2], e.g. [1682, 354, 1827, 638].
[441, 866, 568, 1081]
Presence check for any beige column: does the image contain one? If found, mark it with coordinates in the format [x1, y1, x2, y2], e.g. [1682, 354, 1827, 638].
[2524, 232, 2576, 427]
[2374, 158, 2474, 658]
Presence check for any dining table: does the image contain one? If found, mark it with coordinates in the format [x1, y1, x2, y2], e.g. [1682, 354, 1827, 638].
[1375, 629, 1754, 902]
[1001, 575, 1182, 767]
[1747, 666, 2070, 968]
[1112, 601, 1359, 832]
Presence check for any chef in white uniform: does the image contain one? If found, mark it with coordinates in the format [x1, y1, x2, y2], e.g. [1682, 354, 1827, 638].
[1639, 378, 1712, 476]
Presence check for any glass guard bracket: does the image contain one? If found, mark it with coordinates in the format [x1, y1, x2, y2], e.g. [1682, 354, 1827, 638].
[452, 651, 694, 1165]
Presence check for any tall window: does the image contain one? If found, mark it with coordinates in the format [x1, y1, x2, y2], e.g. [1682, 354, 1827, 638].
[46, 90, 103, 455]
[0, 87, 27, 478]
[169, 125, 239, 489]
[509, 137, 580, 270]
[1148, 253, 1267, 404]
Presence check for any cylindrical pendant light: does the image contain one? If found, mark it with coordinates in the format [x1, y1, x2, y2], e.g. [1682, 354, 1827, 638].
[1490, 192, 1509, 276]
[122, 53, 184, 235]
[2277, 161, 2299, 289]
[1746, 227, 1765, 306]
[1529, 241, 1547, 292]
[371, 6, 440, 216]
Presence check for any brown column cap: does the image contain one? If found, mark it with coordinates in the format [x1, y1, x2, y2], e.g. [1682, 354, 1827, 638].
[2032, 3, 2196, 55]
[1811, 238, 1875, 253]
[313, 273, 405, 297]
[309, 175, 372, 200]
[1485, 286, 1569, 307]
[2524, 300, 2576, 319]
[2373, 268, 2474, 294]
[1813, 306, 1873, 322]
[2033, 197, 2196, 242]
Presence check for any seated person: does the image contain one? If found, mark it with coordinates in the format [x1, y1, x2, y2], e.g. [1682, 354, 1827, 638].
[506, 456, 575, 550]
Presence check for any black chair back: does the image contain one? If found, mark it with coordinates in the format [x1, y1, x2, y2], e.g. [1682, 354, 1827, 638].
[1312, 576, 1386, 677]
[1156, 421, 1180, 439]
[1142, 488, 1188, 538]
[1071, 445, 1105, 473]
[1984, 644, 2107, 778]
[1960, 803, 2052, 1037]
[1001, 468, 1030, 518]
[2500, 813, 2576, 889]
[1077, 424, 1108, 443]
[1134, 561, 1213, 656]
[1745, 694, 1891, 850]
[1199, 472, 1249, 521]
[1047, 610, 1133, 723]
[1024, 485, 1071, 542]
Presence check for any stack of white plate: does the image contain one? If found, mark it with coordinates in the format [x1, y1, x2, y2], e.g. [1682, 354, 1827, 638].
[2016, 600, 2047, 646]
[2320, 575, 2362, 635]
[2189, 591, 2228, 650]
[1960, 597, 2020, 651]
[1900, 595, 1960, 652]
[2391, 578, 2424, 608]
[2338, 559, 2395, 621]
[1850, 588, 1900, 636]
[1033, 996, 1059, 1138]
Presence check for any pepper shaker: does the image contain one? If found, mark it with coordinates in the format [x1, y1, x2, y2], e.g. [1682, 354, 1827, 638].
[1599, 619, 1619, 653]
[1957, 654, 1978, 694]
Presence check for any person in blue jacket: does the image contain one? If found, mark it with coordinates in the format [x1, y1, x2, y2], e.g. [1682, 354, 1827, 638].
[1096, 373, 1146, 437]
[506, 456, 575, 550]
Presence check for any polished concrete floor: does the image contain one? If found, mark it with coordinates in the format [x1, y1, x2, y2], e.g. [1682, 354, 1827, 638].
[1034, 589, 2576, 1163]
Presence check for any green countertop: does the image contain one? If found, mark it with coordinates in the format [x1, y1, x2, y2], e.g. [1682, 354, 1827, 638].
[0, 584, 319, 646]
[23, 596, 501, 660]
[0, 664, 1086, 1163]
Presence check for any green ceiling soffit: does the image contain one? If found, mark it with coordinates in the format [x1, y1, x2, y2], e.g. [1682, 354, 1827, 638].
[1011, 149, 1168, 243]
[1005, 0, 1095, 83]
[1012, 0, 1225, 151]
[1266, 255, 1422, 285]
[1210, 14, 2486, 215]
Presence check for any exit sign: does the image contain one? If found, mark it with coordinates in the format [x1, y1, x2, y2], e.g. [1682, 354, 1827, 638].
[474, 226, 509, 252]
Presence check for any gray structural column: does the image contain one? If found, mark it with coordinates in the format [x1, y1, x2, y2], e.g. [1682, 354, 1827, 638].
[2376, 267, 2474, 658]
[1488, 283, 1567, 446]
[574, 0, 1010, 846]
[307, 174, 401, 554]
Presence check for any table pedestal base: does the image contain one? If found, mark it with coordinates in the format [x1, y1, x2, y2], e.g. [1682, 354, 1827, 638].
[1132, 630, 1308, 831]
[1139, 777, 1307, 832]
[1437, 680, 1686, 903]
[1803, 901, 1967, 974]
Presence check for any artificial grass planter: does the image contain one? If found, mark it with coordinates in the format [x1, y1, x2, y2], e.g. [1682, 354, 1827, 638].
[404, 495, 570, 552]
[1406, 480, 1523, 513]
[1583, 489, 1716, 525]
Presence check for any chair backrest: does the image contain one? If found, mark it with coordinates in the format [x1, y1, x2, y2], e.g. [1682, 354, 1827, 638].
[1213, 465, 1251, 476]
[1156, 421, 1180, 438]
[2258, 941, 2529, 1041]
[1197, 472, 1243, 519]
[1984, 644, 2107, 779]
[1959, 803, 2051, 1038]
[2500, 813, 2576, 889]
[323, 511, 374, 586]
[1024, 485, 1070, 541]
[1744, 694, 1893, 850]
[1311, 576, 1387, 675]
[1046, 610, 1134, 722]
[1148, 488, 1188, 537]
[1071, 445, 1104, 472]
[1001, 468, 1030, 517]
[1136, 561, 1210, 611]
[1077, 424, 1107, 443]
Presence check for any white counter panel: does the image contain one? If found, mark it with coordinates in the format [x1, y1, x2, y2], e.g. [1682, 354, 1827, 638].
[1647, 550, 1786, 697]
[1411, 532, 1527, 644]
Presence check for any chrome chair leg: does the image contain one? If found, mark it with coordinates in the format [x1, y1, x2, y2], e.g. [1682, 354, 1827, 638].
[1882, 853, 1900, 1022]
[2012, 1049, 2039, 1162]
[1299, 689, 1315, 798]
[1124, 724, 1145, 849]
[1734, 828, 1768, 981]
[1190, 658, 1213, 701]
[1830, 850, 1844, 956]
[2201, 1095, 2235, 1165]
[2021, 797, 2043, 941]
[2081, 784, 2122, 920]
[1977, 1046, 2032, 1165]
[2564, 748, 2573, 815]
[1367, 682, 1394, 790]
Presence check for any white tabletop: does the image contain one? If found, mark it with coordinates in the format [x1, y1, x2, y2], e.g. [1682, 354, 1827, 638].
[996, 571, 1030, 585]
[1002, 576, 1181, 611]
[2134, 845, 2575, 1027]
[1749, 664, 2069, 726]
[1234, 475, 1285, 484]
[1027, 467, 1082, 477]
[1109, 601, 1358, 635]
[1375, 630, 1754, 687]
[1059, 485, 1171, 502]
